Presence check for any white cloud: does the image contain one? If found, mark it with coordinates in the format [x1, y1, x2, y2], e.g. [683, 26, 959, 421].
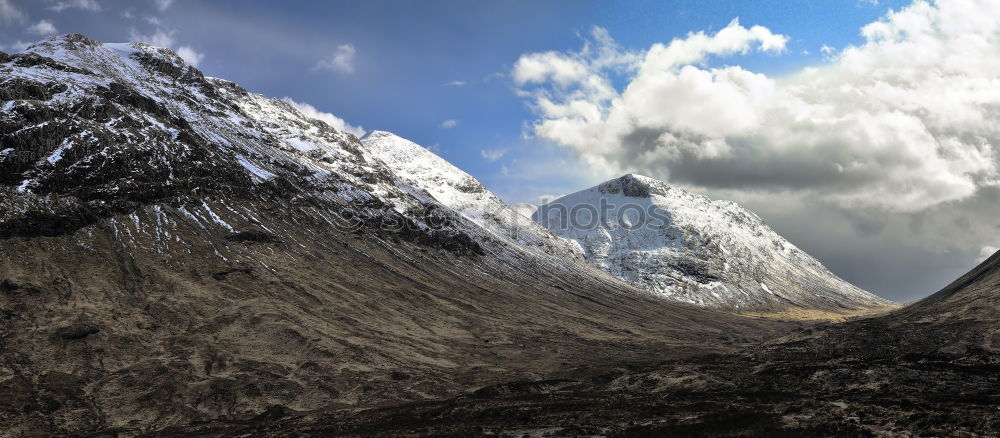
[513, 1, 1000, 213]
[441, 119, 458, 128]
[282, 97, 366, 138]
[49, 0, 101, 12]
[154, 0, 173, 11]
[175, 46, 204, 66]
[0, 0, 26, 25]
[443, 80, 467, 87]
[978, 245, 998, 262]
[426, 143, 442, 154]
[130, 28, 175, 48]
[129, 28, 206, 67]
[481, 148, 508, 162]
[1, 40, 31, 53]
[27, 20, 57, 35]
[314, 44, 356, 74]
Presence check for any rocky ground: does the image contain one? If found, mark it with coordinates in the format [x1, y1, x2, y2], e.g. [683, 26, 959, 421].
[128, 254, 1000, 437]
[151, 323, 1000, 437]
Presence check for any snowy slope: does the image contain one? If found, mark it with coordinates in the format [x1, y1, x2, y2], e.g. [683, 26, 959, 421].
[360, 131, 584, 259]
[534, 174, 890, 310]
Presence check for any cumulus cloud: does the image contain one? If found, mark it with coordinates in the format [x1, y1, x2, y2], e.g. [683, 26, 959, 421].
[0, 0, 25, 25]
[513, 1, 1000, 213]
[314, 44, 356, 74]
[282, 97, 366, 138]
[175, 45, 204, 66]
[48, 0, 100, 12]
[27, 20, 58, 35]
[440, 119, 458, 128]
[481, 148, 508, 162]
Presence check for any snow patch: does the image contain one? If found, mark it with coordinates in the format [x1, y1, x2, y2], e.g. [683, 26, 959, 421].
[236, 155, 276, 181]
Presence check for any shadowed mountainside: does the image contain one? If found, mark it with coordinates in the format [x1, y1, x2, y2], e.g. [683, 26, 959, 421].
[166, 251, 1000, 437]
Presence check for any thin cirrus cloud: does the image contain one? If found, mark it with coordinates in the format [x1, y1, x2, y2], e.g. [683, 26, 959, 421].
[481, 148, 508, 162]
[0, 0, 26, 25]
[48, 0, 101, 12]
[512, 2, 1000, 214]
[154, 0, 173, 11]
[443, 80, 467, 87]
[314, 44, 356, 74]
[440, 119, 458, 128]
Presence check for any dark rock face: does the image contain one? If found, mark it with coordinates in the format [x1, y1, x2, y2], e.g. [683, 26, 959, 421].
[225, 230, 280, 243]
[597, 174, 665, 198]
[56, 323, 100, 340]
[8, 52, 93, 75]
[0, 78, 66, 101]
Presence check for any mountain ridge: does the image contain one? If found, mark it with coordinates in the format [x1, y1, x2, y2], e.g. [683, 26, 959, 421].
[0, 34, 792, 434]
[533, 173, 890, 310]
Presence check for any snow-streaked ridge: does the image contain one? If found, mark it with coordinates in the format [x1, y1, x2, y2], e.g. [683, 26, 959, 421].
[360, 130, 584, 259]
[534, 174, 891, 310]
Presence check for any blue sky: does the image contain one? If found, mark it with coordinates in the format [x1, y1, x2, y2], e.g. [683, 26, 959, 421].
[4, 0, 999, 302]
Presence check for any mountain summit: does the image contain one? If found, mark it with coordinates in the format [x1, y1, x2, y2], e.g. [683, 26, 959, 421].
[534, 174, 890, 311]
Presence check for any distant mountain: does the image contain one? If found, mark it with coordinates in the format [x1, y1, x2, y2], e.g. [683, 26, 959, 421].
[534, 174, 890, 311]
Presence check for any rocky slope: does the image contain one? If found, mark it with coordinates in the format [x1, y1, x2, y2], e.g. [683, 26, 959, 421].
[534, 174, 890, 311]
[193, 252, 1000, 437]
[0, 35, 792, 435]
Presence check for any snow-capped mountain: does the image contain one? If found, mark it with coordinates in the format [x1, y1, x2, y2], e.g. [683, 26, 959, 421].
[360, 130, 584, 260]
[4, 35, 798, 433]
[0, 34, 494, 254]
[534, 174, 890, 311]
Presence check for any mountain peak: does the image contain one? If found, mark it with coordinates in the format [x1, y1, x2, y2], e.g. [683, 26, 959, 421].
[536, 174, 889, 310]
[361, 129, 393, 140]
[19, 33, 200, 85]
[597, 173, 669, 198]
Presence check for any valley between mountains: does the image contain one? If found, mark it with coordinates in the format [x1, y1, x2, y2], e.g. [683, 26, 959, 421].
[1, 35, 997, 436]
